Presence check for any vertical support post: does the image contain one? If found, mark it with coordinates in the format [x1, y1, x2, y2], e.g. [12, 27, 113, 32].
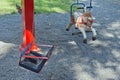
[77, 0, 79, 4]
[20, 0, 40, 53]
[90, 0, 92, 7]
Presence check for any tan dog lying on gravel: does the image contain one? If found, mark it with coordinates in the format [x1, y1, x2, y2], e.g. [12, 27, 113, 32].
[66, 11, 97, 44]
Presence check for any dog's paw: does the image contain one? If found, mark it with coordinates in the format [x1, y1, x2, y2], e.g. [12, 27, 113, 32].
[75, 27, 78, 29]
[83, 39, 87, 44]
[92, 36, 96, 41]
[66, 28, 69, 31]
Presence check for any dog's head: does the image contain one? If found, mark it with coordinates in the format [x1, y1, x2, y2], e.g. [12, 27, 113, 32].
[83, 11, 94, 27]
[75, 11, 95, 28]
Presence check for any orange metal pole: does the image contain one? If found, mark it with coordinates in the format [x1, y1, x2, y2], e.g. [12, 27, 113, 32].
[20, 0, 40, 53]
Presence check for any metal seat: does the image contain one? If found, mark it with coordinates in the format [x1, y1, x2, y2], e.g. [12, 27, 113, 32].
[19, 42, 55, 73]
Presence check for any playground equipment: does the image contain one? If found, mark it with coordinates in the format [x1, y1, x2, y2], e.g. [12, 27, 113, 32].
[68, 0, 93, 35]
[70, 0, 93, 17]
[18, 0, 55, 73]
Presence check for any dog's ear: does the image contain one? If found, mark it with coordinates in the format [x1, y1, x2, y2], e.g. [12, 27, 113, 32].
[87, 12, 92, 16]
[83, 11, 91, 17]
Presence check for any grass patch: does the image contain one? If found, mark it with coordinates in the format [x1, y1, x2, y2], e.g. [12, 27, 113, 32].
[0, 0, 19, 15]
[0, 0, 72, 15]
[35, 0, 72, 13]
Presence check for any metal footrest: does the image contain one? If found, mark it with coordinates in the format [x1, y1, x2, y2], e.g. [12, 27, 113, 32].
[19, 43, 55, 73]
[72, 31, 92, 35]
[77, 7, 84, 9]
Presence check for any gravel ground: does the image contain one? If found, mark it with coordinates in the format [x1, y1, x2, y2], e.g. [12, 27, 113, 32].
[0, 0, 120, 80]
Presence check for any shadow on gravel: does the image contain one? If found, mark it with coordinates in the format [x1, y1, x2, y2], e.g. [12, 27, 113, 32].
[0, 0, 120, 79]
[40, 0, 120, 79]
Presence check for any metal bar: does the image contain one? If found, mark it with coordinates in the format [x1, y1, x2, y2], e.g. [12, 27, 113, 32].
[23, 56, 48, 60]
[20, 42, 32, 59]
[20, 0, 39, 52]
[90, 0, 92, 7]
[77, 0, 79, 4]
[70, 3, 85, 17]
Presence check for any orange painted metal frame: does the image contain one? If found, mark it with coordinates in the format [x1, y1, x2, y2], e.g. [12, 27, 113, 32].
[20, 0, 40, 53]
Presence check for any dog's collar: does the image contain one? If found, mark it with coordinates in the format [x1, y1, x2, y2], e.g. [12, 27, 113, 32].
[76, 15, 94, 28]
[76, 16, 87, 24]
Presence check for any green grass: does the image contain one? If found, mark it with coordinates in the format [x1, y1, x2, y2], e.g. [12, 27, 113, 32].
[0, 0, 19, 15]
[0, 0, 72, 15]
